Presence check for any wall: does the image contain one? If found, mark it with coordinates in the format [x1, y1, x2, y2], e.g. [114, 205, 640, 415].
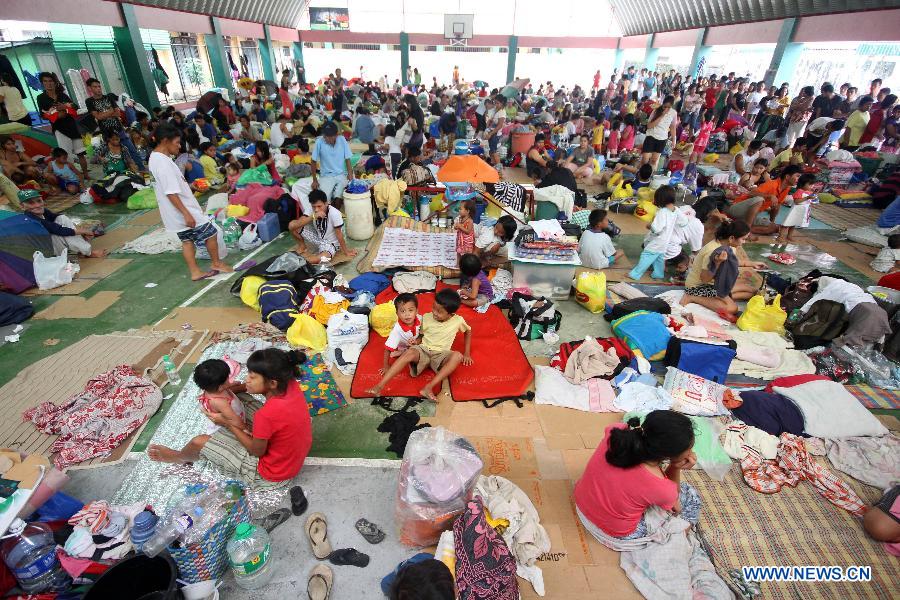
[705, 21, 783, 46]
[793, 10, 900, 43]
[619, 35, 650, 49]
[1, 0, 123, 27]
[219, 19, 264, 39]
[268, 26, 299, 43]
[132, 5, 212, 34]
[653, 29, 702, 48]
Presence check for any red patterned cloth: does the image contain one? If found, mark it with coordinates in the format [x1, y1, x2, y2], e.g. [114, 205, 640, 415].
[24, 365, 163, 469]
[740, 433, 865, 515]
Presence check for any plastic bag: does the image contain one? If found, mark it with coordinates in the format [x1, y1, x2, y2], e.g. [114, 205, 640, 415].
[195, 222, 228, 260]
[226, 204, 250, 218]
[33, 249, 79, 290]
[634, 198, 657, 223]
[239, 275, 267, 312]
[611, 181, 633, 200]
[662, 367, 730, 416]
[238, 223, 262, 250]
[126, 187, 157, 210]
[205, 192, 229, 214]
[326, 310, 369, 363]
[79, 190, 93, 205]
[369, 302, 398, 337]
[625, 411, 731, 481]
[237, 164, 273, 186]
[286, 312, 327, 353]
[574, 271, 607, 314]
[833, 345, 900, 389]
[703, 153, 720, 163]
[396, 427, 483, 547]
[267, 252, 306, 274]
[31, 491, 83, 522]
[193, 178, 210, 193]
[737, 294, 786, 334]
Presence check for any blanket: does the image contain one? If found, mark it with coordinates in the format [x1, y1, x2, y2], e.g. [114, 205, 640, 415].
[357, 216, 460, 278]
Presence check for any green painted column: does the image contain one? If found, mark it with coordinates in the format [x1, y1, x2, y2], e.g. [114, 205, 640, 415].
[766, 18, 803, 88]
[113, 3, 159, 109]
[506, 35, 518, 84]
[260, 24, 276, 81]
[292, 39, 305, 85]
[400, 32, 410, 86]
[644, 34, 659, 72]
[688, 28, 710, 80]
[207, 17, 235, 98]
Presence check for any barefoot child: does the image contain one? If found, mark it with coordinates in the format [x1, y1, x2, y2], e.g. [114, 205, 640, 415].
[775, 173, 816, 243]
[45, 148, 84, 194]
[578, 209, 624, 270]
[194, 358, 246, 434]
[367, 289, 473, 402]
[689, 110, 715, 164]
[454, 199, 476, 260]
[382, 293, 422, 373]
[458, 253, 493, 308]
[148, 348, 312, 490]
[149, 124, 232, 280]
[628, 185, 687, 280]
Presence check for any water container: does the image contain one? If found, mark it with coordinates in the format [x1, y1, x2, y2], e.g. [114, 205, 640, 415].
[0, 519, 71, 593]
[227, 523, 274, 590]
[255, 212, 280, 242]
[343, 190, 374, 240]
[474, 200, 487, 224]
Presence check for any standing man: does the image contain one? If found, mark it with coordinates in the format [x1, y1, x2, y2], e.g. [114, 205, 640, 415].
[311, 120, 352, 208]
[85, 78, 146, 173]
[36, 72, 88, 180]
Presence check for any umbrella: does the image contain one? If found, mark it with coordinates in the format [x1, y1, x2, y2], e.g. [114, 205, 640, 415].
[195, 91, 223, 114]
[473, 80, 488, 88]
[436, 154, 499, 183]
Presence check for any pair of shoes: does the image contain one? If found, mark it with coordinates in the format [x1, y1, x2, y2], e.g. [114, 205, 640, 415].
[307, 512, 374, 567]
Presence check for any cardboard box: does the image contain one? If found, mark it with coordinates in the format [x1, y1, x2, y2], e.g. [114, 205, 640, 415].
[469, 436, 539, 479]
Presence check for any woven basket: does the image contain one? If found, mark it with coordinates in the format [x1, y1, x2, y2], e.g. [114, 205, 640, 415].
[168, 481, 251, 583]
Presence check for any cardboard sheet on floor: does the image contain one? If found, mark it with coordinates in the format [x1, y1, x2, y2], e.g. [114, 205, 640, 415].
[156, 306, 260, 333]
[23, 258, 133, 296]
[21, 278, 96, 296]
[351, 285, 534, 401]
[90, 226, 151, 253]
[128, 210, 162, 227]
[298, 247, 354, 268]
[42, 193, 80, 213]
[356, 216, 460, 278]
[469, 436, 539, 479]
[34, 290, 121, 320]
[0, 330, 199, 467]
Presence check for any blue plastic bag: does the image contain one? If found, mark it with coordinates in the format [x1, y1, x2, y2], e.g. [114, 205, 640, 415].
[31, 491, 83, 522]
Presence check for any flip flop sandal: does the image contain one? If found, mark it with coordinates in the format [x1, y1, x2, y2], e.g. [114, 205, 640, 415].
[256, 508, 291, 533]
[327, 548, 370, 568]
[355, 518, 385, 544]
[307, 563, 333, 600]
[291, 486, 309, 516]
[192, 270, 219, 281]
[235, 260, 257, 271]
[306, 512, 332, 559]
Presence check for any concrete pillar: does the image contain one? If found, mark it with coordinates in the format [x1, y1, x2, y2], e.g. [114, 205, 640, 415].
[765, 18, 803, 88]
[613, 41, 624, 76]
[259, 24, 276, 81]
[644, 34, 658, 72]
[292, 39, 305, 85]
[400, 32, 410, 86]
[113, 3, 159, 109]
[688, 28, 711, 80]
[506, 35, 518, 84]
[207, 17, 236, 98]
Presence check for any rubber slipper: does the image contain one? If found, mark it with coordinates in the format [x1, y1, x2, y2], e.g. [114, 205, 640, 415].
[235, 260, 257, 271]
[192, 270, 219, 281]
[307, 563, 333, 600]
[327, 548, 369, 568]
[291, 486, 309, 516]
[355, 518, 385, 544]
[256, 507, 291, 533]
[306, 512, 332, 559]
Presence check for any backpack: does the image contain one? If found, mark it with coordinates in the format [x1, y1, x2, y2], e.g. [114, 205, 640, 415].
[611, 310, 671, 360]
[786, 299, 848, 350]
[604, 297, 671, 322]
[508, 292, 561, 340]
[262, 193, 300, 232]
[257, 280, 299, 331]
[666, 159, 685, 173]
[400, 163, 434, 187]
[349, 272, 391, 297]
[453, 496, 519, 600]
[229, 253, 315, 297]
[664, 338, 737, 384]
[392, 271, 438, 294]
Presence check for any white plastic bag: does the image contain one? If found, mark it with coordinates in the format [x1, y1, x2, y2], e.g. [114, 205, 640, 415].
[33, 249, 79, 290]
[325, 310, 369, 363]
[238, 223, 262, 251]
[195, 222, 229, 260]
[205, 192, 229, 214]
[79, 190, 93, 205]
[274, 152, 290, 171]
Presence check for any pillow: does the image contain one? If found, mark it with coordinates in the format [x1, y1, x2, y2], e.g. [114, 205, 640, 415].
[773, 380, 888, 438]
[663, 367, 730, 416]
[765, 374, 831, 392]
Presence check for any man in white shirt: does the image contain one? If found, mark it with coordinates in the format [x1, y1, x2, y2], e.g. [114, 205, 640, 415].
[149, 124, 232, 280]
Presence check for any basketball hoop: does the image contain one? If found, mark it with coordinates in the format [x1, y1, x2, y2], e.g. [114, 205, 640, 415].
[449, 33, 467, 48]
[445, 14, 473, 48]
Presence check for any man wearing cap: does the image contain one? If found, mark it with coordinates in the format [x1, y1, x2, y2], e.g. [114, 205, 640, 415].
[19, 189, 106, 258]
[311, 121, 353, 207]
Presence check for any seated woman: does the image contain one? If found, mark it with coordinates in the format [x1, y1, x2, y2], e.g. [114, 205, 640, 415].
[250, 140, 281, 183]
[562, 135, 595, 179]
[680, 219, 765, 315]
[97, 131, 138, 176]
[525, 133, 551, 180]
[148, 348, 312, 490]
[575, 411, 701, 543]
[0, 135, 43, 185]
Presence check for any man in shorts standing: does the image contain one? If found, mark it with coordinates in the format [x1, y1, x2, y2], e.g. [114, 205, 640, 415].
[149, 124, 232, 280]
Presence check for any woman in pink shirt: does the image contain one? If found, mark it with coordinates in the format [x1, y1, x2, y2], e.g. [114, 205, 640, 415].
[619, 113, 636, 152]
[574, 411, 699, 541]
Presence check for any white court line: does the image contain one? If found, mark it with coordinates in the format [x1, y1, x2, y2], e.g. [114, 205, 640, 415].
[153, 233, 284, 326]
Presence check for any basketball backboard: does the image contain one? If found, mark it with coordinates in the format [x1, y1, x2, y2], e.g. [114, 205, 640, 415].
[444, 14, 474, 46]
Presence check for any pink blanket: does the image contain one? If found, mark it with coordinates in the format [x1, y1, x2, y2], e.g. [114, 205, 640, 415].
[230, 183, 285, 223]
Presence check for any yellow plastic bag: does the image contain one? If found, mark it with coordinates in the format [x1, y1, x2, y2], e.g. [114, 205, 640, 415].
[634, 198, 657, 223]
[239, 275, 266, 312]
[226, 204, 250, 218]
[574, 271, 607, 314]
[703, 153, 719, 164]
[286, 313, 327, 353]
[737, 294, 787, 334]
[607, 172, 623, 188]
[611, 181, 633, 201]
[729, 143, 743, 156]
[369, 302, 397, 337]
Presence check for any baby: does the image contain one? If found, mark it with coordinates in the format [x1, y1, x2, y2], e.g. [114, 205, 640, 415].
[193, 358, 246, 434]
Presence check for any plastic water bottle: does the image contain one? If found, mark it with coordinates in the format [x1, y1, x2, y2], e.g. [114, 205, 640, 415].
[0, 519, 71, 593]
[143, 485, 222, 557]
[162, 355, 181, 386]
[223, 217, 241, 248]
[227, 523, 274, 590]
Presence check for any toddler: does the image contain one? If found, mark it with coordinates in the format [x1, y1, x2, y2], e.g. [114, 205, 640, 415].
[458, 253, 493, 310]
[775, 173, 816, 243]
[193, 358, 246, 435]
[46, 147, 84, 195]
[223, 162, 241, 192]
[382, 293, 422, 372]
[629, 186, 687, 280]
[454, 199, 476, 259]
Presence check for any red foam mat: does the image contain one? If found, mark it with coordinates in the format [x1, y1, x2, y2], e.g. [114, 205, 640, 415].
[350, 285, 534, 402]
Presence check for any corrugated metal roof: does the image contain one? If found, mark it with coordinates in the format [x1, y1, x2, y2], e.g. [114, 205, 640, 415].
[608, 0, 900, 36]
[120, 0, 311, 28]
